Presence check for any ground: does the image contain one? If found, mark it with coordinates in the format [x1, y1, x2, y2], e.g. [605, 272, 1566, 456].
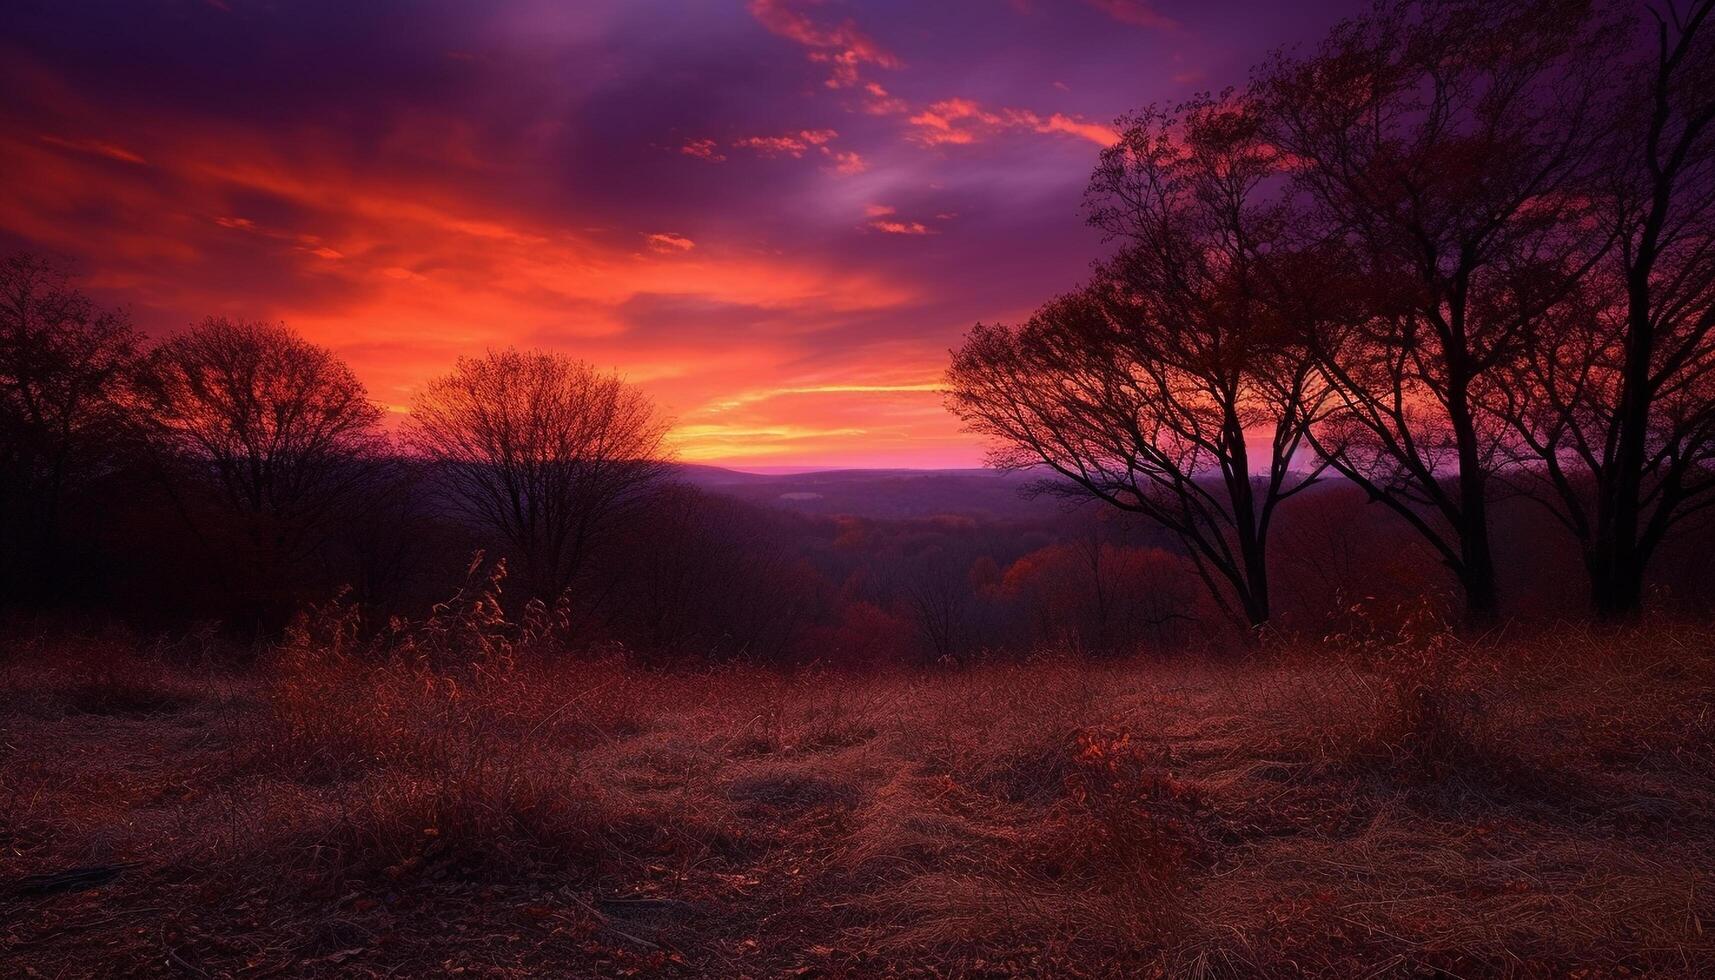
[2, 625, 1713, 977]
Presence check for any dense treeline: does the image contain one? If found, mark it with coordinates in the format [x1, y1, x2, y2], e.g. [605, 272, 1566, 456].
[1, 239, 1711, 663]
[5, 0, 1714, 658]
[949, 0, 1715, 628]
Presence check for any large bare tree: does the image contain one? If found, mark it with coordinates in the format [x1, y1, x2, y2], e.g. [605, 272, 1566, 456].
[404, 349, 669, 602]
[132, 318, 384, 594]
[1497, 0, 1715, 618]
[1257, 0, 1622, 625]
[0, 252, 138, 599]
[948, 95, 1332, 630]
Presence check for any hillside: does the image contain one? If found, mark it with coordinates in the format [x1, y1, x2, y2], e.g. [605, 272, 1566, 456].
[674, 465, 1074, 521]
[3, 625, 1711, 976]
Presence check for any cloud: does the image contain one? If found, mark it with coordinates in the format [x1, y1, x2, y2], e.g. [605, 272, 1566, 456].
[645, 232, 695, 252]
[5, 0, 1179, 468]
[213, 214, 353, 262]
[827, 149, 867, 175]
[732, 128, 838, 157]
[667, 422, 871, 460]
[1037, 113, 1120, 145]
[714, 129, 863, 174]
[859, 81, 909, 115]
[679, 138, 726, 162]
[742, 4, 1112, 155]
[861, 203, 942, 235]
[869, 219, 933, 235]
[702, 381, 943, 413]
[1083, 0, 1178, 30]
[673, 382, 944, 461]
[747, 0, 901, 91]
[670, 378, 961, 463]
[0, 103, 924, 466]
[908, 98, 1117, 147]
[39, 133, 147, 165]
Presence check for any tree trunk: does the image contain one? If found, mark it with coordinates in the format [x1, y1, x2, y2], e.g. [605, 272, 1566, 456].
[1449, 374, 1501, 628]
[1458, 536, 1500, 629]
[1591, 275, 1657, 622]
[1587, 545, 1646, 622]
[1241, 547, 1270, 631]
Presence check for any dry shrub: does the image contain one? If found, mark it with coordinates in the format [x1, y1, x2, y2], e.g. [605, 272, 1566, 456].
[214, 558, 624, 881]
[1040, 727, 1205, 942]
[1317, 596, 1504, 784]
[0, 629, 208, 719]
[259, 556, 613, 777]
[261, 645, 521, 779]
[1056, 727, 1207, 875]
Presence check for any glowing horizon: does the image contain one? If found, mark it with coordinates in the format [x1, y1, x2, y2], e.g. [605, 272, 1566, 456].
[0, 0, 1360, 468]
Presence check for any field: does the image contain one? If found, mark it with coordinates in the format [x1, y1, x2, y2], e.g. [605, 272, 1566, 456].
[3, 622, 1713, 977]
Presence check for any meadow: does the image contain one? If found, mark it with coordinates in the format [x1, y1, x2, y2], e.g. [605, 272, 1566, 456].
[4, 608, 1711, 977]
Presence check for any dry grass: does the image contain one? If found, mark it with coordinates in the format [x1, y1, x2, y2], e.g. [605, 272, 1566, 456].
[2, 622, 1713, 977]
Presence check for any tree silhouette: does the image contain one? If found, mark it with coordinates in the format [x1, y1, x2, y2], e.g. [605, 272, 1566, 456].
[1258, 0, 1622, 625]
[404, 349, 669, 603]
[131, 318, 383, 619]
[1496, 0, 1715, 618]
[0, 252, 138, 601]
[948, 94, 1332, 630]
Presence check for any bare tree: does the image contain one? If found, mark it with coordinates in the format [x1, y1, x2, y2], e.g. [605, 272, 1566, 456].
[947, 94, 1331, 630]
[0, 252, 138, 599]
[1258, 0, 1624, 625]
[1497, 0, 1715, 618]
[404, 349, 669, 602]
[900, 548, 973, 663]
[131, 318, 384, 601]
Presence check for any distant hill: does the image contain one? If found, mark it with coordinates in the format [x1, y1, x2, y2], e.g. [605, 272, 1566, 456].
[670, 465, 1071, 521]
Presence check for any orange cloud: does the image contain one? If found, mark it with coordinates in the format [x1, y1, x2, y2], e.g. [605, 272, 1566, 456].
[0, 104, 926, 465]
[748, 0, 902, 91]
[1037, 113, 1120, 145]
[859, 81, 909, 115]
[862, 203, 947, 236]
[908, 98, 1117, 147]
[645, 232, 695, 252]
[869, 219, 932, 235]
[671, 379, 962, 464]
[700, 381, 943, 413]
[679, 138, 726, 161]
[717, 129, 864, 175]
[732, 128, 838, 157]
[827, 149, 867, 175]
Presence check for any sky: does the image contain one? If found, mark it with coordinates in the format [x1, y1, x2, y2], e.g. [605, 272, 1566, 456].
[0, 0, 1361, 469]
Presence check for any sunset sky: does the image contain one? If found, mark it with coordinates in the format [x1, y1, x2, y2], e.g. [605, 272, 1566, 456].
[0, 0, 1360, 469]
